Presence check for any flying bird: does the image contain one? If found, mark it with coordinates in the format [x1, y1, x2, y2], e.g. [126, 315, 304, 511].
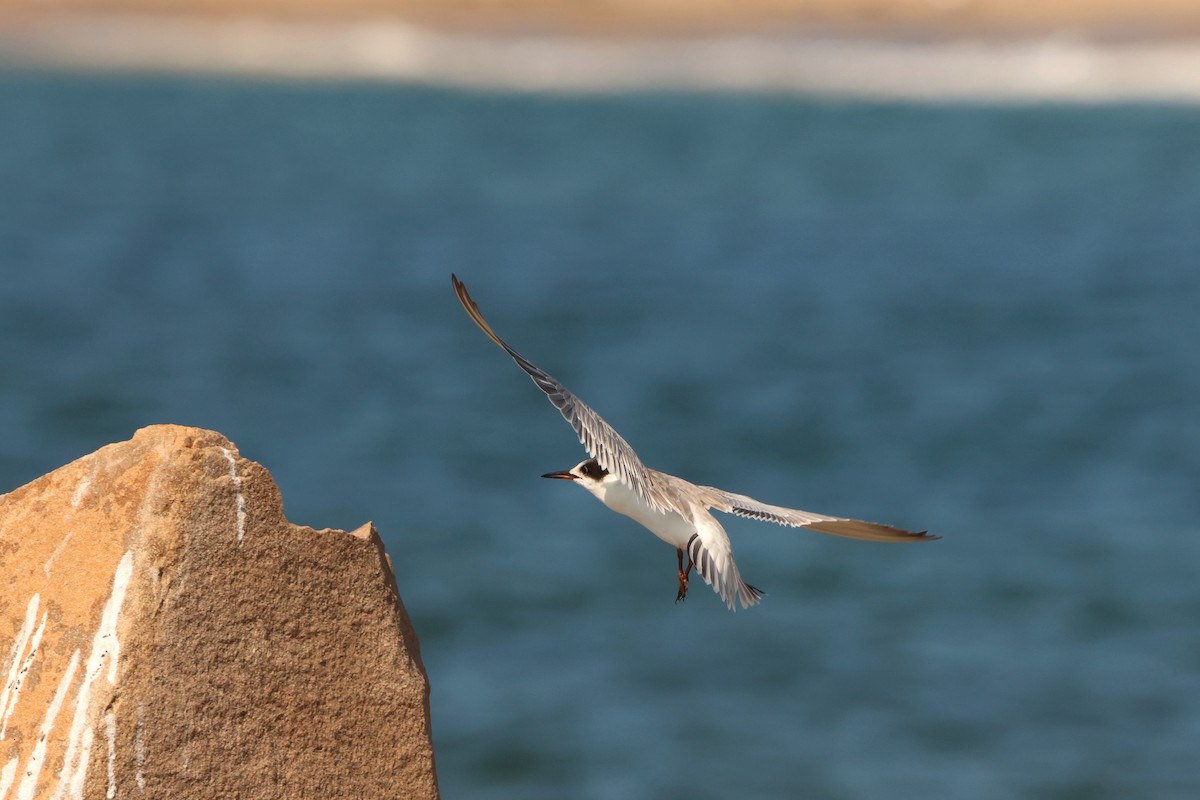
[452, 274, 935, 611]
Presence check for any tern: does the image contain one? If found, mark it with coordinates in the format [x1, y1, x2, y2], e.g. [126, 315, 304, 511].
[452, 274, 935, 611]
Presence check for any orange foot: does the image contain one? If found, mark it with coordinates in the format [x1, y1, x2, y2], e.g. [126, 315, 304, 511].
[675, 547, 693, 604]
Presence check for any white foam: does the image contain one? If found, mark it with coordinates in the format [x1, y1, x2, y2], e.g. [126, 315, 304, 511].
[7, 16, 1200, 101]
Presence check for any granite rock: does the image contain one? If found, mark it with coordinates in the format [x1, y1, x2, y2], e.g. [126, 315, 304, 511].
[0, 425, 438, 800]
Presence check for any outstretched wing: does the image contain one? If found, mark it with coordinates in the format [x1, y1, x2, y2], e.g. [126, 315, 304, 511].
[687, 506, 764, 611]
[452, 274, 667, 511]
[699, 486, 936, 542]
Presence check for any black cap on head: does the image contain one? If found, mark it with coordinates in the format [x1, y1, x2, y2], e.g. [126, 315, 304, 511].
[578, 460, 609, 481]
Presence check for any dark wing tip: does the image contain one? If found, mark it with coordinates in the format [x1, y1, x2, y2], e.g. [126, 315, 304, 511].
[891, 527, 939, 541]
[451, 273, 514, 354]
[892, 528, 939, 541]
[802, 518, 939, 543]
[451, 273, 473, 311]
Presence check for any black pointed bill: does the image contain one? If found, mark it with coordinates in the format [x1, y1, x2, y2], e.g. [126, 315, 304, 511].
[541, 470, 577, 480]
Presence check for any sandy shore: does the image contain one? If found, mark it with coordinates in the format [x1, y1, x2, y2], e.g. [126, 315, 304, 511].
[3, 6, 1200, 101]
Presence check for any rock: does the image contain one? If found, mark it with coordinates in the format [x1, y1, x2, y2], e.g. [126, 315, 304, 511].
[0, 425, 438, 800]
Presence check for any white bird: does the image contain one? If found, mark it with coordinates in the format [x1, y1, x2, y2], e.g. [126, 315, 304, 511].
[453, 274, 936, 611]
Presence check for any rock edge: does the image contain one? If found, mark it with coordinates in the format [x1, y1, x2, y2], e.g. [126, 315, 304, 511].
[0, 424, 438, 800]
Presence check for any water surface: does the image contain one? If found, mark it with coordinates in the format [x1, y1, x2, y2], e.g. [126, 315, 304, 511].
[1, 71, 1198, 798]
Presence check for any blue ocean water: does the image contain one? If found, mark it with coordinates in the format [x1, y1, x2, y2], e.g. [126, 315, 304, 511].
[1, 70, 1199, 798]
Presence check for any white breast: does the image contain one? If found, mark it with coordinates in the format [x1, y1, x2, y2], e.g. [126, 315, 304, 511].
[593, 479, 695, 548]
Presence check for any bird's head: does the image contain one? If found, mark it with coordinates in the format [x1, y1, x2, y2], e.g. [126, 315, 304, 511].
[541, 459, 612, 499]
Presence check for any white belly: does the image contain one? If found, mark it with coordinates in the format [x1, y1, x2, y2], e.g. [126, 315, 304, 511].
[595, 481, 695, 548]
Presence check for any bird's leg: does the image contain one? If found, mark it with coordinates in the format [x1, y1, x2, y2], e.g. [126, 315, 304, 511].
[675, 547, 693, 604]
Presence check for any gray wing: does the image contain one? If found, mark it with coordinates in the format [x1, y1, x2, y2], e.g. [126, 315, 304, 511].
[687, 506, 764, 611]
[453, 275, 669, 512]
[698, 486, 936, 542]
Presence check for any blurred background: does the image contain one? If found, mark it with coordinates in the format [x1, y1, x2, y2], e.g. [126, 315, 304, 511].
[2, 3, 1199, 799]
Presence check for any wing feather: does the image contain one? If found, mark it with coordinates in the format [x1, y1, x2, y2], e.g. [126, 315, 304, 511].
[688, 506, 764, 611]
[699, 487, 936, 543]
[452, 275, 669, 512]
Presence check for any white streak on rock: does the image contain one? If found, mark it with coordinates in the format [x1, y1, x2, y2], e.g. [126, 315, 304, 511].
[43, 531, 75, 578]
[65, 727, 93, 800]
[1, 611, 47, 742]
[70, 477, 90, 509]
[134, 705, 146, 792]
[221, 447, 248, 545]
[1, 595, 38, 703]
[50, 551, 135, 800]
[1, 757, 19, 799]
[104, 712, 117, 799]
[0, 595, 41, 741]
[13, 650, 80, 800]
